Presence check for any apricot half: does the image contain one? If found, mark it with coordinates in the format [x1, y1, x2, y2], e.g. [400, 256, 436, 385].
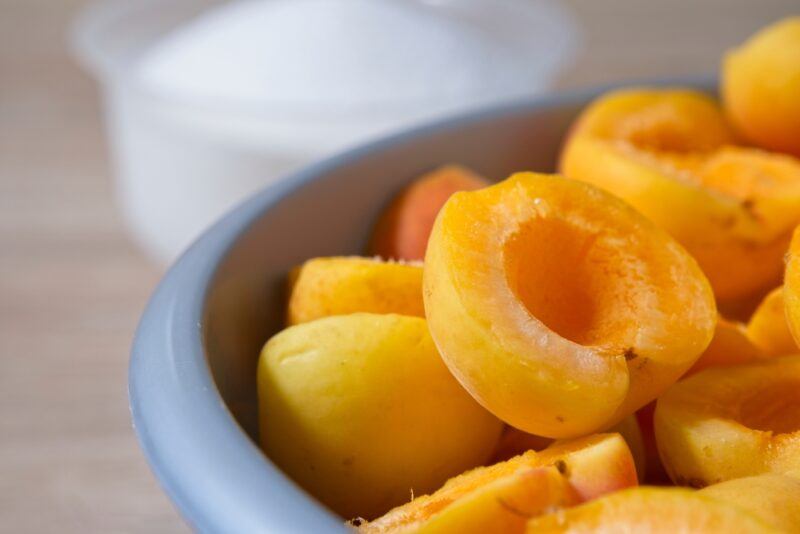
[258, 313, 502, 519]
[360, 433, 637, 533]
[369, 165, 488, 261]
[286, 256, 423, 325]
[423, 172, 716, 438]
[655, 355, 800, 487]
[784, 227, 800, 347]
[561, 88, 800, 304]
[525, 487, 781, 533]
[722, 17, 800, 157]
[746, 287, 797, 356]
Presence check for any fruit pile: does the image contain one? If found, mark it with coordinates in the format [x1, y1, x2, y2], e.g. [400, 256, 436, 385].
[257, 18, 800, 532]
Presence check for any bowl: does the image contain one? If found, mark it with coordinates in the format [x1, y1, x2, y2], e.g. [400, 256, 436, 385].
[73, 0, 578, 264]
[130, 78, 713, 532]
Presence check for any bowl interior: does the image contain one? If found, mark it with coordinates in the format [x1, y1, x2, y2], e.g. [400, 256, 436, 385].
[202, 95, 584, 442]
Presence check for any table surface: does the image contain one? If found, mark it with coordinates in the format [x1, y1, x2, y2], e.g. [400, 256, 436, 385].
[1, 1, 797, 532]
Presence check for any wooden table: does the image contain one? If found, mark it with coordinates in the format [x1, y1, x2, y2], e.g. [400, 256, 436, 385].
[1, 1, 796, 531]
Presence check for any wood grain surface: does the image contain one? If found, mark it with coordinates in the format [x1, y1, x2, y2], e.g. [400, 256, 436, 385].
[0, 1, 796, 532]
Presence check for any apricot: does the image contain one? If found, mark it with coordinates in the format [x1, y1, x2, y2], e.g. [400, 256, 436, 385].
[699, 473, 800, 533]
[784, 227, 800, 347]
[423, 172, 716, 438]
[286, 256, 423, 325]
[525, 487, 781, 533]
[360, 433, 637, 533]
[257, 313, 502, 519]
[492, 417, 646, 482]
[722, 17, 800, 157]
[655, 355, 800, 487]
[688, 315, 764, 376]
[369, 165, 488, 261]
[746, 287, 797, 356]
[561, 88, 800, 304]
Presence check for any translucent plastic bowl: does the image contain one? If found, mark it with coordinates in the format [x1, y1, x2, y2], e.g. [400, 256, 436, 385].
[73, 0, 578, 263]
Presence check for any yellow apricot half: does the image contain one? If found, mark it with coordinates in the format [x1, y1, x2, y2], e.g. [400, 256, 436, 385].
[258, 314, 502, 519]
[746, 287, 797, 356]
[561, 88, 800, 304]
[699, 473, 800, 533]
[784, 228, 800, 347]
[423, 172, 716, 437]
[525, 487, 780, 533]
[655, 355, 800, 487]
[688, 315, 764, 376]
[359, 433, 636, 534]
[286, 256, 423, 325]
[722, 17, 800, 157]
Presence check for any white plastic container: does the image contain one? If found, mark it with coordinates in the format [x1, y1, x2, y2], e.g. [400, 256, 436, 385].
[73, 0, 579, 263]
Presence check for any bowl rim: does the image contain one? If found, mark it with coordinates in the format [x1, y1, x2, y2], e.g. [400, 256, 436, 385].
[129, 76, 715, 532]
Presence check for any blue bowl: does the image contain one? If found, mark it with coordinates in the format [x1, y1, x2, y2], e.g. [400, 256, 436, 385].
[130, 78, 713, 532]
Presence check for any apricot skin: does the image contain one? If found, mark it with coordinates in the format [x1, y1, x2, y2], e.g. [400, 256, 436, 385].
[561, 88, 800, 305]
[525, 487, 781, 533]
[423, 172, 715, 438]
[286, 256, 423, 325]
[360, 433, 637, 534]
[258, 314, 502, 520]
[688, 316, 764, 376]
[655, 355, 800, 487]
[722, 17, 800, 157]
[369, 165, 488, 261]
[746, 287, 797, 357]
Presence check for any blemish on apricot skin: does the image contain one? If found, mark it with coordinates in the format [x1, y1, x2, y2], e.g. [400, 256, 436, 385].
[623, 347, 638, 361]
[554, 460, 570, 476]
[675, 475, 707, 489]
[556, 415, 565, 423]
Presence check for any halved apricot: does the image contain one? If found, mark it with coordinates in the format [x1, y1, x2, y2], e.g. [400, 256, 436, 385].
[722, 17, 800, 157]
[655, 355, 800, 487]
[784, 227, 800, 347]
[688, 315, 764, 376]
[525, 487, 780, 533]
[423, 172, 716, 437]
[286, 256, 423, 325]
[258, 314, 502, 520]
[369, 165, 488, 261]
[492, 417, 646, 482]
[699, 473, 800, 533]
[746, 287, 797, 356]
[359, 433, 637, 533]
[561, 88, 800, 304]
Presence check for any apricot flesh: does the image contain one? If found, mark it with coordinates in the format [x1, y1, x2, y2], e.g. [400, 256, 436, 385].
[784, 227, 800, 347]
[655, 355, 800, 487]
[525, 487, 780, 533]
[369, 165, 488, 261]
[722, 17, 800, 157]
[688, 315, 764, 376]
[561, 88, 800, 304]
[286, 256, 423, 325]
[423, 172, 716, 438]
[492, 417, 646, 482]
[360, 433, 637, 533]
[746, 287, 797, 357]
[258, 313, 502, 520]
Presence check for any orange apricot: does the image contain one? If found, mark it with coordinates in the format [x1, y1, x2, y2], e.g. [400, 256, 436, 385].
[688, 315, 764, 376]
[359, 433, 637, 533]
[369, 165, 488, 261]
[286, 256, 423, 325]
[423, 172, 716, 438]
[722, 17, 800, 157]
[784, 227, 800, 347]
[492, 417, 646, 482]
[525, 486, 782, 533]
[561, 88, 800, 304]
[746, 287, 797, 356]
[655, 355, 800, 487]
